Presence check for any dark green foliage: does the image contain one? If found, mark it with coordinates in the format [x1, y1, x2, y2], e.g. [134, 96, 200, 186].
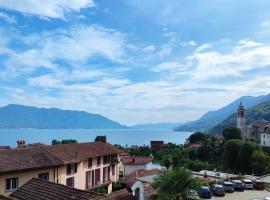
[52, 139, 78, 145]
[222, 127, 241, 140]
[189, 132, 207, 144]
[225, 140, 243, 172]
[251, 150, 270, 176]
[162, 155, 172, 170]
[239, 141, 260, 173]
[152, 167, 201, 200]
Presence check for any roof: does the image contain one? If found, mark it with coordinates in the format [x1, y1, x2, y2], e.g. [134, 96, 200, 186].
[45, 142, 123, 163]
[124, 169, 161, 188]
[122, 156, 152, 165]
[0, 147, 63, 174]
[0, 142, 123, 173]
[190, 144, 203, 148]
[100, 189, 133, 200]
[0, 195, 13, 200]
[10, 178, 103, 200]
[143, 183, 157, 198]
[10, 178, 133, 200]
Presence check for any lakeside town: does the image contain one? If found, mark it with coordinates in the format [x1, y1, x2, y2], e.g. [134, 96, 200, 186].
[1, 102, 270, 200]
[1, 0, 270, 200]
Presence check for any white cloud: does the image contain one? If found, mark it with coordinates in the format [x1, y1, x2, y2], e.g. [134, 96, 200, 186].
[0, 0, 95, 19]
[151, 62, 186, 73]
[261, 21, 270, 28]
[0, 11, 16, 23]
[180, 40, 197, 47]
[142, 45, 156, 53]
[0, 24, 127, 79]
[195, 43, 212, 53]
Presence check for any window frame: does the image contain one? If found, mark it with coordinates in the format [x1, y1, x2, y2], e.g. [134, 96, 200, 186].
[66, 163, 77, 175]
[66, 177, 75, 188]
[38, 172, 49, 181]
[88, 158, 92, 168]
[5, 177, 18, 192]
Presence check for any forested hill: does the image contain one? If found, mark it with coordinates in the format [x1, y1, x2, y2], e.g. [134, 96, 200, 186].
[175, 94, 270, 132]
[209, 99, 270, 134]
[0, 104, 126, 129]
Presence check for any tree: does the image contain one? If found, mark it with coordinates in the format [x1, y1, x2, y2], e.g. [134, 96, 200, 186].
[239, 141, 260, 174]
[222, 127, 242, 140]
[152, 167, 201, 200]
[252, 150, 270, 176]
[162, 155, 172, 170]
[189, 132, 207, 144]
[224, 140, 242, 172]
[52, 139, 78, 145]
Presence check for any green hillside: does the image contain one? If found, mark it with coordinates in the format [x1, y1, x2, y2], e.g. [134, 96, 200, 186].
[209, 100, 270, 135]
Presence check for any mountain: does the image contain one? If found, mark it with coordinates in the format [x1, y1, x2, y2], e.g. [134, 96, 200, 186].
[0, 104, 127, 129]
[175, 94, 270, 132]
[132, 122, 185, 130]
[209, 99, 270, 134]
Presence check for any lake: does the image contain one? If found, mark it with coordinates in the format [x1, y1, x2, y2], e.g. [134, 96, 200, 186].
[0, 129, 192, 147]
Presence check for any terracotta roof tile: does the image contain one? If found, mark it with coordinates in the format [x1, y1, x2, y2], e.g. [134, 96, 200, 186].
[124, 169, 161, 188]
[45, 142, 123, 163]
[0, 147, 63, 174]
[0, 195, 13, 200]
[122, 156, 152, 165]
[99, 189, 133, 200]
[10, 178, 103, 200]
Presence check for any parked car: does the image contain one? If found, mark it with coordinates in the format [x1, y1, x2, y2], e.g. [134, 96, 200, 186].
[211, 184, 225, 196]
[223, 181, 234, 193]
[199, 186, 211, 199]
[264, 197, 270, 200]
[184, 189, 200, 200]
[253, 180, 265, 190]
[243, 179, 253, 189]
[231, 180, 245, 191]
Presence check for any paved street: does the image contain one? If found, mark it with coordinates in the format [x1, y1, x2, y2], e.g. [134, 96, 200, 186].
[202, 190, 270, 200]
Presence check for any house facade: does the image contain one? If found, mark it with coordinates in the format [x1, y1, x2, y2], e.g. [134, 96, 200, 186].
[0, 141, 122, 197]
[121, 156, 153, 176]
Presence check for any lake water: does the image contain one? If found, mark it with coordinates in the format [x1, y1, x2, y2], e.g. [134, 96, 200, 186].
[0, 129, 192, 147]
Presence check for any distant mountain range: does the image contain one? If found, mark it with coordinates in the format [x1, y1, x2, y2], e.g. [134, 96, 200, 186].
[0, 104, 127, 129]
[132, 122, 185, 130]
[175, 94, 270, 133]
[209, 99, 270, 134]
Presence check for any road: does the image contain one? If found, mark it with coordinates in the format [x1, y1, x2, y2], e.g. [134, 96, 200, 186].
[203, 190, 270, 200]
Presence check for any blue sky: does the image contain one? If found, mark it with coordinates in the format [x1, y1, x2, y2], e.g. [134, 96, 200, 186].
[0, 0, 270, 125]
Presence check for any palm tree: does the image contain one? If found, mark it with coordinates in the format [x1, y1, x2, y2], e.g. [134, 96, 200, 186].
[152, 167, 201, 200]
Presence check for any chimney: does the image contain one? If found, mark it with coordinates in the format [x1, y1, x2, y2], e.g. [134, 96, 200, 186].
[132, 157, 135, 163]
[17, 139, 26, 148]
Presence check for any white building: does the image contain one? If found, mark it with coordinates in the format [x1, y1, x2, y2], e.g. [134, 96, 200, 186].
[121, 156, 153, 176]
[261, 125, 270, 147]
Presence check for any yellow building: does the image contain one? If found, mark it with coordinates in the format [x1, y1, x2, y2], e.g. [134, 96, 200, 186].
[0, 141, 122, 197]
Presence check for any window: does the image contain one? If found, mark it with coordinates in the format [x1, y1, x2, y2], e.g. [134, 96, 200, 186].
[103, 155, 111, 165]
[6, 177, 18, 191]
[95, 169, 101, 186]
[97, 157, 101, 166]
[38, 173, 49, 181]
[86, 170, 94, 189]
[66, 177, 74, 188]
[112, 165, 115, 176]
[103, 167, 110, 183]
[66, 163, 77, 175]
[88, 158, 92, 168]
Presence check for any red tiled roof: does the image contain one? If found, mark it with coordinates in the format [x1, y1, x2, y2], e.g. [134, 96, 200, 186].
[144, 183, 157, 198]
[45, 142, 123, 163]
[0, 142, 123, 173]
[10, 178, 133, 200]
[124, 169, 161, 188]
[122, 156, 152, 165]
[100, 189, 133, 200]
[0, 195, 13, 200]
[10, 178, 103, 200]
[0, 147, 63, 174]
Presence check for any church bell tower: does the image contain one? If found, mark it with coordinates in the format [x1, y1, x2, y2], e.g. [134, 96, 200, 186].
[237, 100, 246, 138]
